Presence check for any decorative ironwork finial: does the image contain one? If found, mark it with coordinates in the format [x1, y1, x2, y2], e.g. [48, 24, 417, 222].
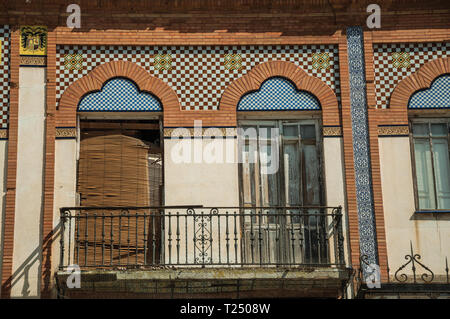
[394, 241, 434, 283]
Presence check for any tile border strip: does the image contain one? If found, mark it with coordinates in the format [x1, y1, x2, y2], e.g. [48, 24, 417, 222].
[346, 26, 378, 266]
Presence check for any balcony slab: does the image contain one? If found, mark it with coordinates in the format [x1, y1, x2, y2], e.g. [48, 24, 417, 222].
[55, 267, 352, 298]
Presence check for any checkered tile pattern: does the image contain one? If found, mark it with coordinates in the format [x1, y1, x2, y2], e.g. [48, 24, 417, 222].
[57, 45, 340, 111]
[409, 74, 450, 109]
[78, 78, 162, 112]
[238, 77, 320, 111]
[0, 25, 10, 128]
[373, 42, 450, 108]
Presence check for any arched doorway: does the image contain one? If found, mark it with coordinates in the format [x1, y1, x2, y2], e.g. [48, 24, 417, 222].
[237, 76, 326, 266]
[75, 77, 164, 267]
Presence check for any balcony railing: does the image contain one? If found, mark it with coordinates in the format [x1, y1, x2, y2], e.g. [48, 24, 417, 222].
[59, 206, 345, 270]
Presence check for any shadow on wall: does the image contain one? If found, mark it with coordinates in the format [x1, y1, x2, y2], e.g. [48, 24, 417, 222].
[1, 222, 62, 299]
[0, 192, 5, 298]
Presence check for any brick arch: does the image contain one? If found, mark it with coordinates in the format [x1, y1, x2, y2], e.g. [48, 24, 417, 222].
[388, 57, 450, 122]
[56, 60, 180, 127]
[219, 60, 340, 126]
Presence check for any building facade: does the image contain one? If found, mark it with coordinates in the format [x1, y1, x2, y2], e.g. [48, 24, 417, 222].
[0, 0, 449, 299]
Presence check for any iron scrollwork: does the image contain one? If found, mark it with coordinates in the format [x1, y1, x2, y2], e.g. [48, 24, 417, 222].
[394, 242, 434, 283]
[188, 208, 219, 265]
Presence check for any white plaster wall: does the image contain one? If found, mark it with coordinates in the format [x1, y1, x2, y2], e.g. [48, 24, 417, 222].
[51, 139, 77, 279]
[379, 137, 450, 278]
[164, 138, 241, 265]
[164, 138, 240, 207]
[11, 68, 46, 298]
[323, 137, 350, 266]
[0, 140, 8, 297]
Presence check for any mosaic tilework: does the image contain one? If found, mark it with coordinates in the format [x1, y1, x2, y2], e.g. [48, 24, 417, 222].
[347, 27, 378, 267]
[409, 74, 450, 109]
[78, 78, 162, 112]
[153, 54, 172, 71]
[57, 45, 341, 111]
[312, 52, 331, 70]
[237, 77, 321, 111]
[373, 42, 450, 108]
[64, 54, 83, 70]
[223, 54, 243, 71]
[0, 25, 10, 128]
[19, 26, 47, 56]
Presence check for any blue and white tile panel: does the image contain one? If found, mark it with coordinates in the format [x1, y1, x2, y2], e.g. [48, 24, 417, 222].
[237, 77, 321, 111]
[78, 78, 162, 112]
[373, 42, 450, 109]
[347, 26, 379, 266]
[409, 74, 450, 109]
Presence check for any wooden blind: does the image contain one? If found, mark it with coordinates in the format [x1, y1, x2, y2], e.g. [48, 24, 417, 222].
[76, 133, 156, 266]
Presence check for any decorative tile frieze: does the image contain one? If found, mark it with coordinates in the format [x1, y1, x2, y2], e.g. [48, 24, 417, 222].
[20, 55, 47, 67]
[57, 44, 341, 111]
[347, 26, 378, 267]
[323, 126, 342, 137]
[378, 125, 410, 137]
[373, 42, 450, 108]
[164, 127, 237, 138]
[56, 127, 77, 139]
[0, 25, 9, 129]
[0, 128, 7, 139]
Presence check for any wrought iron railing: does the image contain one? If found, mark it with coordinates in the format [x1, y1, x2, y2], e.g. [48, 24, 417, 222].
[59, 206, 345, 270]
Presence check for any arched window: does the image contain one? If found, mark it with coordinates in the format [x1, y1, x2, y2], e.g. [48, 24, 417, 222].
[409, 75, 450, 211]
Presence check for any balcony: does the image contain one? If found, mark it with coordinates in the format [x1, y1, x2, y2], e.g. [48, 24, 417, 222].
[56, 206, 351, 298]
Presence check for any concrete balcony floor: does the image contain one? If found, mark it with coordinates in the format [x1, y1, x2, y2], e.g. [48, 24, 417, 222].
[55, 266, 352, 299]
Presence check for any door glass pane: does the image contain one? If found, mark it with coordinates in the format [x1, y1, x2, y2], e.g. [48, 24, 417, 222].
[301, 125, 316, 140]
[303, 143, 321, 206]
[259, 141, 279, 208]
[432, 139, 450, 209]
[258, 125, 275, 140]
[414, 139, 436, 209]
[242, 143, 256, 207]
[413, 123, 429, 136]
[283, 142, 301, 207]
[283, 124, 298, 137]
[431, 123, 447, 136]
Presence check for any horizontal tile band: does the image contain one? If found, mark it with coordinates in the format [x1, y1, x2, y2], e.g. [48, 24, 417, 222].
[56, 127, 77, 139]
[323, 126, 342, 137]
[378, 125, 410, 136]
[164, 127, 237, 138]
[0, 129, 7, 139]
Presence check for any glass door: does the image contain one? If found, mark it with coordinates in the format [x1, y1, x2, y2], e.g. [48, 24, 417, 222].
[239, 120, 326, 265]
